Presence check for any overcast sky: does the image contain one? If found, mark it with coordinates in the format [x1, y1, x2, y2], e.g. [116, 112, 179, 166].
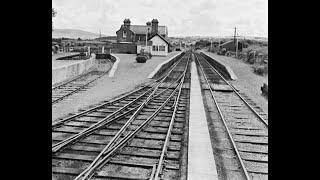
[52, 0, 267, 37]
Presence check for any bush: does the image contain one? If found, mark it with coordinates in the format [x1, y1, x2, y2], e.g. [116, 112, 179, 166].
[253, 65, 268, 75]
[144, 52, 152, 59]
[138, 52, 152, 59]
[136, 55, 147, 63]
[261, 83, 268, 97]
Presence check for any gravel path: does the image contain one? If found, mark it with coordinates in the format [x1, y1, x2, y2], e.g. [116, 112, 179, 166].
[52, 52, 179, 121]
[201, 51, 268, 114]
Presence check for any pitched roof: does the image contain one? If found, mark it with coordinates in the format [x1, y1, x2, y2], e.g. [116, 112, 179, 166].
[148, 33, 170, 45]
[129, 25, 167, 35]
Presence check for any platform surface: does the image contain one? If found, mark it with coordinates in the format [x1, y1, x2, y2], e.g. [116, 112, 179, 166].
[52, 52, 83, 69]
[52, 52, 180, 121]
[188, 60, 218, 180]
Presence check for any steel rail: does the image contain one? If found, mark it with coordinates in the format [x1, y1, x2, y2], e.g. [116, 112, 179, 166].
[52, 57, 115, 91]
[52, 55, 188, 153]
[52, 84, 149, 128]
[195, 54, 251, 180]
[52, 105, 140, 153]
[52, 68, 113, 104]
[149, 165, 157, 180]
[152, 55, 190, 180]
[52, 86, 153, 151]
[52, 74, 102, 104]
[75, 82, 182, 180]
[92, 73, 184, 157]
[75, 54, 191, 180]
[74, 64, 188, 179]
[198, 53, 268, 127]
[77, 72, 188, 180]
[52, 54, 185, 128]
[77, 88, 177, 180]
[52, 72, 87, 90]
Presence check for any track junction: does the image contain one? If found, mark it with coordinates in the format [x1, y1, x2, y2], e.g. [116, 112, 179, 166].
[52, 51, 268, 180]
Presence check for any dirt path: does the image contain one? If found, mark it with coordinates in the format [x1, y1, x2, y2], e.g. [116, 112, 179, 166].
[201, 51, 268, 114]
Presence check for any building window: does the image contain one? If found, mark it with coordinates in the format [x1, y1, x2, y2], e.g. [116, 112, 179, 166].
[123, 31, 126, 38]
[152, 45, 158, 51]
[159, 45, 165, 51]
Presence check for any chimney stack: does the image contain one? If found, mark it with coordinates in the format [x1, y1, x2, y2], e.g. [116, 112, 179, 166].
[151, 19, 159, 35]
[123, 18, 131, 28]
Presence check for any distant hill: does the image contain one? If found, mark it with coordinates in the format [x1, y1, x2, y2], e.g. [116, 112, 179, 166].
[169, 36, 268, 42]
[52, 29, 107, 39]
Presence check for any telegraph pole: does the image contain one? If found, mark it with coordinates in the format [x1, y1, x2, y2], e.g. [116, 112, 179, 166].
[236, 36, 238, 58]
[234, 27, 238, 58]
[234, 27, 237, 44]
[146, 29, 148, 47]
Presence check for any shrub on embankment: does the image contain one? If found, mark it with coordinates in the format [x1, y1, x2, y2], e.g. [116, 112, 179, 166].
[261, 83, 268, 98]
[136, 55, 148, 63]
[136, 52, 152, 63]
[253, 64, 268, 76]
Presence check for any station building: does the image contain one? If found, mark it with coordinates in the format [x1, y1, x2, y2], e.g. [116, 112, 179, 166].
[116, 18, 170, 56]
[116, 19, 168, 43]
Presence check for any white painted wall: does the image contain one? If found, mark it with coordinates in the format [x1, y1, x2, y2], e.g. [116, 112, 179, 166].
[137, 45, 151, 54]
[52, 55, 97, 86]
[150, 35, 168, 56]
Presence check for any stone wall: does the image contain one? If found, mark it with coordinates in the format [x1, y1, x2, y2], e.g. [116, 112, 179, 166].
[52, 55, 97, 86]
[116, 28, 135, 42]
[111, 43, 137, 54]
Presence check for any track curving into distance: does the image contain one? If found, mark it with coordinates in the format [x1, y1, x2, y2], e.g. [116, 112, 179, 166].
[195, 52, 268, 180]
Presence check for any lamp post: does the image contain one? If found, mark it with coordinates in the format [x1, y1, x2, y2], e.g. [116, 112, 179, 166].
[146, 27, 150, 52]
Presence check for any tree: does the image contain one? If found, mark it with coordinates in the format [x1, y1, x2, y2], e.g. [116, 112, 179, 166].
[52, 8, 56, 31]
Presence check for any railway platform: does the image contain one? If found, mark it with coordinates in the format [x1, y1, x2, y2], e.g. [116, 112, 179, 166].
[52, 51, 180, 121]
[188, 60, 218, 179]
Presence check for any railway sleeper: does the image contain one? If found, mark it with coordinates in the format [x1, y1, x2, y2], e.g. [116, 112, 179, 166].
[52, 130, 182, 146]
[52, 136, 181, 150]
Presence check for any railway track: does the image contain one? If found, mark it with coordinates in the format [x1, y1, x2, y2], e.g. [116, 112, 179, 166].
[52, 52, 191, 180]
[194, 52, 268, 180]
[52, 59, 112, 104]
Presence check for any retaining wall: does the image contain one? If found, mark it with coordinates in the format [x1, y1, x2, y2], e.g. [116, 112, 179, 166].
[200, 51, 237, 80]
[52, 55, 97, 86]
[111, 43, 137, 54]
[147, 51, 185, 79]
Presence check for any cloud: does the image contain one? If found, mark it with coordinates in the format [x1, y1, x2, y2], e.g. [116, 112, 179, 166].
[52, 0, 267, 37]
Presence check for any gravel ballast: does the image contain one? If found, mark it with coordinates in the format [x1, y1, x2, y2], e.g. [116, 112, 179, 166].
[52, 52, 179, 121]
